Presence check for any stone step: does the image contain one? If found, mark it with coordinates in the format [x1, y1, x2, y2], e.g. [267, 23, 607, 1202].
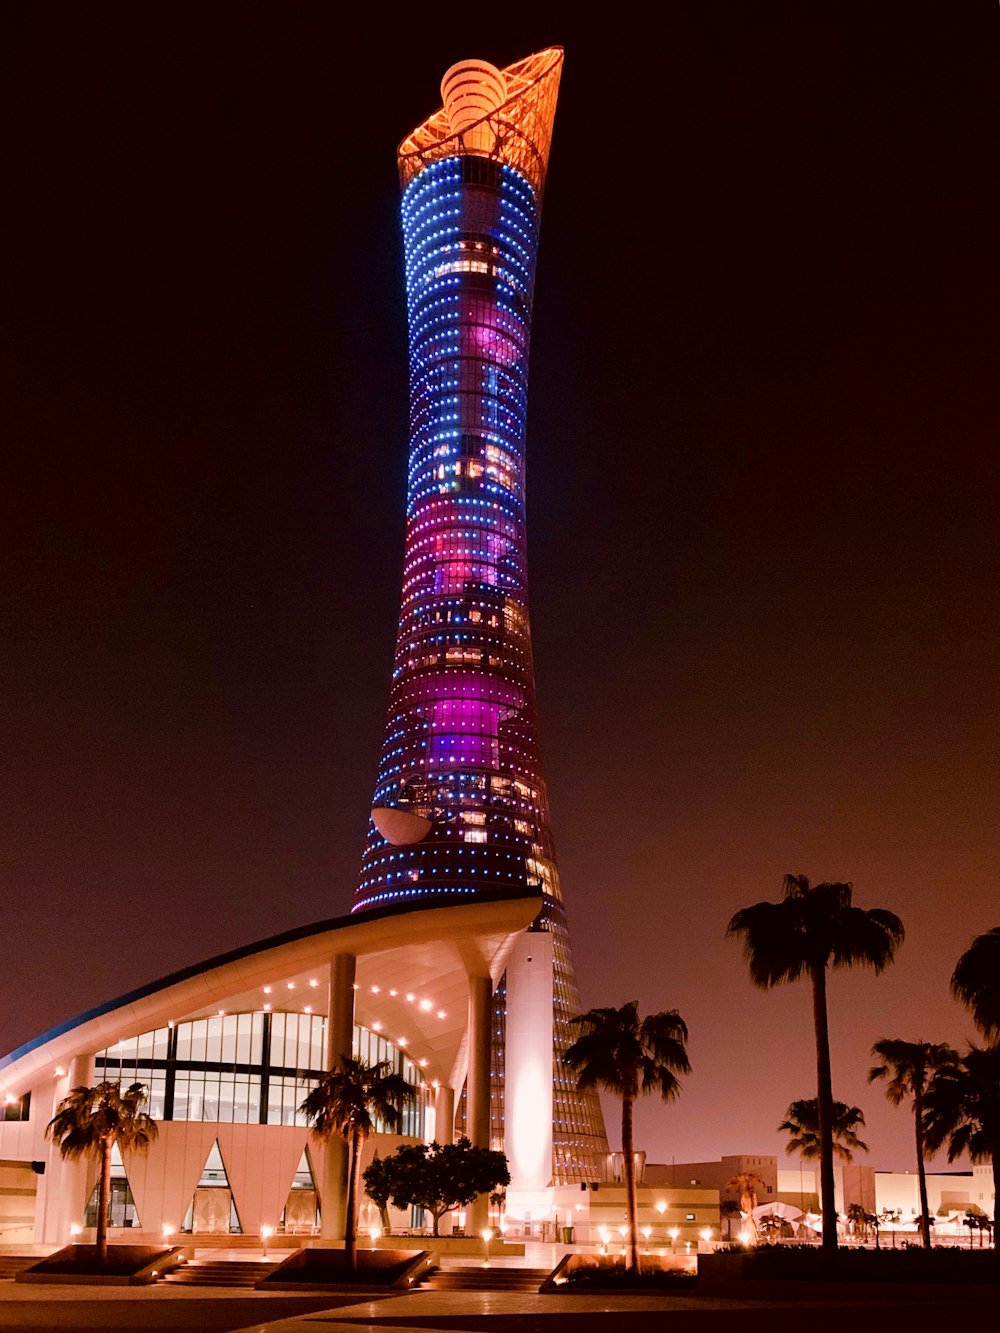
[0, 1256, 35, 1281]
[161, 1259, 278, 1288]
[422, 1266, 549, 1293]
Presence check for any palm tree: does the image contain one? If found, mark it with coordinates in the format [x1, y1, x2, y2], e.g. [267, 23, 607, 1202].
[951, 926, 1000, 1039]
[922, 1044, 1000, 1249]
[778, 1097, 869, 1161]
[564, 1001, 690, 1272]
[46, 1081, 157, 1265]
[725, 1171, 765, 1242]
[727, 873, 903, 1255]
[719, 1198, 742, 1239]
[300, 1057, 412, 1269]
[868, 1038, 957, 1247]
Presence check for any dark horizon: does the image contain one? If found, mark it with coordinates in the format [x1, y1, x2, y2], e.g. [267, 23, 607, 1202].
[4, 4, 998, 1172]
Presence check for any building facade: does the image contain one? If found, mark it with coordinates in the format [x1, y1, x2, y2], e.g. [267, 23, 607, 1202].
[0, 49, 610, 1249]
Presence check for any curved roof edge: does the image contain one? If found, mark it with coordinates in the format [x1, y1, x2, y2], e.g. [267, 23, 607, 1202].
[0, 888, 541, 1076]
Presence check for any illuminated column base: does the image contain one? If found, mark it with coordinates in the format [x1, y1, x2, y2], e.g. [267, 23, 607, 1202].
[466, 974, 492, 1235]
[504, 930, 554, 1198]
[321, 953, 356, 1241]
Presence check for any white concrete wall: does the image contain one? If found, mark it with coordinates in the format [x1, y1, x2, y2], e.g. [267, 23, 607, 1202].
[0, 1094, 424, 1245]
[875, 1170, 976, 1217]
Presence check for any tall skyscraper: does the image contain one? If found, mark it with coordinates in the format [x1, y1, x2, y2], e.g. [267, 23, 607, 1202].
[352, 48, 609, 1186]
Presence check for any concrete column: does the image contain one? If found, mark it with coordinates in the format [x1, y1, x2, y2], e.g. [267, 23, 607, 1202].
[432, 1084, 455, 1145]
[466, 974, 492, 1234]
[321, 953, 356, 1241]
[503, 930, 554, 1207]
[44, 1054, 95, 1244]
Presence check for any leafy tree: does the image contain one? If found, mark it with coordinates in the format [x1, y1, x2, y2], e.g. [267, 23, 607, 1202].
[46, 1081, 157, 1265]
[564, 1001, 689, 1272]
[727, 874, 903, 1255]
[868, 1038, 957, 1246]
[951, 926, 1000, 1039]
[923, 1045, 1000, 1249]
[300, 1057, 412, 1268]
[778, 1097, 869, 1162]
[363, 1152, 393, 1235]
[362, 1136, 509, 1237]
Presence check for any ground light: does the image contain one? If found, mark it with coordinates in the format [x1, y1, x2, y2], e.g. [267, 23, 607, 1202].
[481, 1227, 493, 1266]
[368, 1224, 383, 1247]
[261, 1224, 273, 1257]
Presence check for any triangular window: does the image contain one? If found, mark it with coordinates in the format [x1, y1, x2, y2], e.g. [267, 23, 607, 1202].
[179, 1139, 243, 1234]
[280, 1146, 319, 1234]
[84, 1143, 141, 1229]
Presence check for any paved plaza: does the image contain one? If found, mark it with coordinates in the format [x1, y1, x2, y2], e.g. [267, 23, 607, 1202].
[0, 1243, 995, 1333]
[0, 1283, 996, 1333]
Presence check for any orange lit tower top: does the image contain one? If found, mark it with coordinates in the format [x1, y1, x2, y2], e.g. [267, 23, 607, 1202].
[398, 47, 563, 199]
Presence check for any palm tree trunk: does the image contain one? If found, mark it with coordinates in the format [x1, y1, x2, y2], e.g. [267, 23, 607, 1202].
[97, 1134, 113, 1265]
[344, 1128, 362, 1270]
[913, 1092, 931, 1248]
[621, 1092, 639, 1272]
[992, 1150, 999, 1265]
[810, 965, 837, 1256]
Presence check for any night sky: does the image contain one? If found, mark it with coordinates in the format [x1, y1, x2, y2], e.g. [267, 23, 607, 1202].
[4, 5, 998, 1173]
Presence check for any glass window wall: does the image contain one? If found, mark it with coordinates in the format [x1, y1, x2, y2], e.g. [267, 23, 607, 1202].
[94, 1013, 427, 1134]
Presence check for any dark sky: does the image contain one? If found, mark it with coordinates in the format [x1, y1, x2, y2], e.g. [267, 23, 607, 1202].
[4, 4, 998, 1172]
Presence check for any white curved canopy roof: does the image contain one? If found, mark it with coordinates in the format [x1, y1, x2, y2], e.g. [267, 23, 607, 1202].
[0, 891, 541, 1100]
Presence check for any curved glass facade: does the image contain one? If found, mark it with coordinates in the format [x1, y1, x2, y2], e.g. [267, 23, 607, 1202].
[95, 1013, 427, 1136]
[352, 55, 609, 1181]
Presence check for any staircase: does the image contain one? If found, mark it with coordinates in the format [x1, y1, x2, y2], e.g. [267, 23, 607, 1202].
[161, 1257, 279, 1288]
[420, 1265, 550, 1294]
[0, 1256, 35, 1280]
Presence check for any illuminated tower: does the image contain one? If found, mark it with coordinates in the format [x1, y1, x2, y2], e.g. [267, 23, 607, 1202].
[353, 49, 609, 1186]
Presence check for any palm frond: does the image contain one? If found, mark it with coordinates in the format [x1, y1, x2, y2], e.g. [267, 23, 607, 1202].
[830, 906, 904, 973]
[951, 926, 1000, 1038]
[46, 1080, 157, 1160]
[726, 900, 811, 988]
[564, 1002, 689, 1104]
[299, 1057, 414, 1144]
[778, 1097, 868, 1161]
